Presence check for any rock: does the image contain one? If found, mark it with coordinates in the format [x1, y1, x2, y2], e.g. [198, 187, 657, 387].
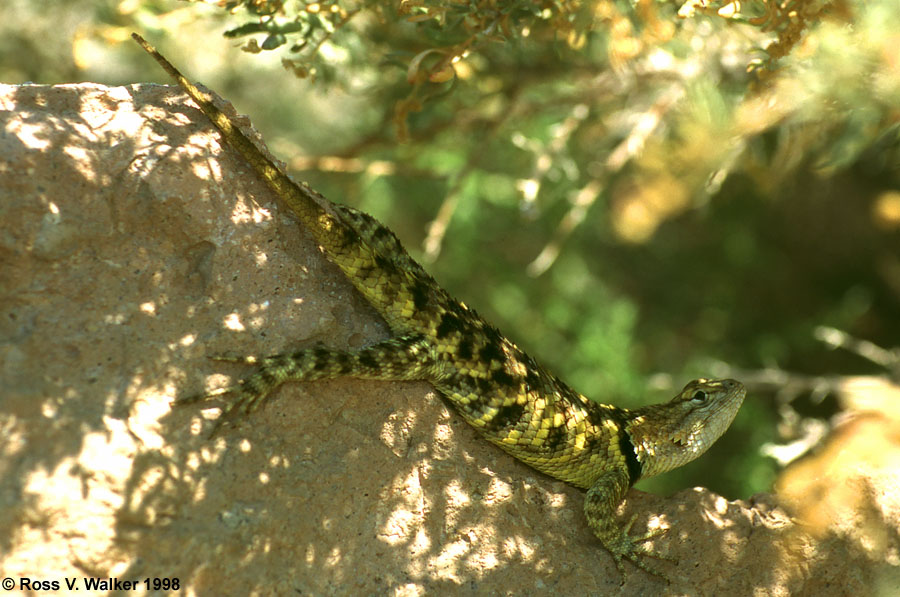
[0, 82, 895, 595]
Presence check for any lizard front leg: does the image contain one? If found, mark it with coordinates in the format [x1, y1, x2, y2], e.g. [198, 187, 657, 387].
[585, 469, 674, 583]
[186, 334, 438, 433]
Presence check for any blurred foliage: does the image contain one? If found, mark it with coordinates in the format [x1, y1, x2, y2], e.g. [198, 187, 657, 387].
[2, 0, 898, 500]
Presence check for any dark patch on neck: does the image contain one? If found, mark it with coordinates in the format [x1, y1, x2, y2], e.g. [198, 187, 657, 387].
[618, 429, 642, 486]
[586, 404, 642, 486]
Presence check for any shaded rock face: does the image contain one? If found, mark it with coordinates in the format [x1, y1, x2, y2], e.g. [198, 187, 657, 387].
[0, 82, 895, 595]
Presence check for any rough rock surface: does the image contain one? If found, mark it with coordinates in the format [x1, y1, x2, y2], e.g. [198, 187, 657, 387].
[0, 83, 897, 595]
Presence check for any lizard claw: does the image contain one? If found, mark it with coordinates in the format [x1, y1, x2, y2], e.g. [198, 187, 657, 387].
[607, 519, 675, 584]
[178, 384, 232, 405]
[178, 367, 275, 438]
[622, 514, 677, 563]
[176, 382, 240, 438]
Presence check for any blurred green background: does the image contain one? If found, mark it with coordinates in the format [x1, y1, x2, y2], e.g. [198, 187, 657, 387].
[4, 0, 898, 500]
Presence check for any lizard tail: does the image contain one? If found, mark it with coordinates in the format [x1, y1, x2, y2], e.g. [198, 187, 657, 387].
[133, 33, 441, 337]
[132, 33, 359, 261]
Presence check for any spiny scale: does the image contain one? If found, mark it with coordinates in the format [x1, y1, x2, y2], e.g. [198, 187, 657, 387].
[133, 33, 746, 583]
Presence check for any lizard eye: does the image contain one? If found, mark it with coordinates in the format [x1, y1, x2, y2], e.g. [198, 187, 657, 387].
[690, 390, 708, 403]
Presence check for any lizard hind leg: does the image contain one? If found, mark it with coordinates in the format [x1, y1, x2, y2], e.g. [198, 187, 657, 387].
[584, 471, 677, 584]
[184, 334, 438, 433]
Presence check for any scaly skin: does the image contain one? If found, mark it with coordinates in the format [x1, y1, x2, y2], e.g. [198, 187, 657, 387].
[133, 33, 746, 582]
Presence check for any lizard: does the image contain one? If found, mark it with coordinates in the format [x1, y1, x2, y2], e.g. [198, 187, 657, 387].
[132, 33, 746, 583]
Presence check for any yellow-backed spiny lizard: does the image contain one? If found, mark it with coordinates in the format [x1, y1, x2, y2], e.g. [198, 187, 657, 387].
[132, 33, 746, 583]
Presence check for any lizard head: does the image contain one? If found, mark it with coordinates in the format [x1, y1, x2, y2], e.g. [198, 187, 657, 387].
[628, 378, 746, 478]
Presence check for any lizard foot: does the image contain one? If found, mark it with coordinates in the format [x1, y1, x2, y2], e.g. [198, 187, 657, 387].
[606, 514, 677, 584]
[585, 474, 678, 585]
[179, 353, 293, 437]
